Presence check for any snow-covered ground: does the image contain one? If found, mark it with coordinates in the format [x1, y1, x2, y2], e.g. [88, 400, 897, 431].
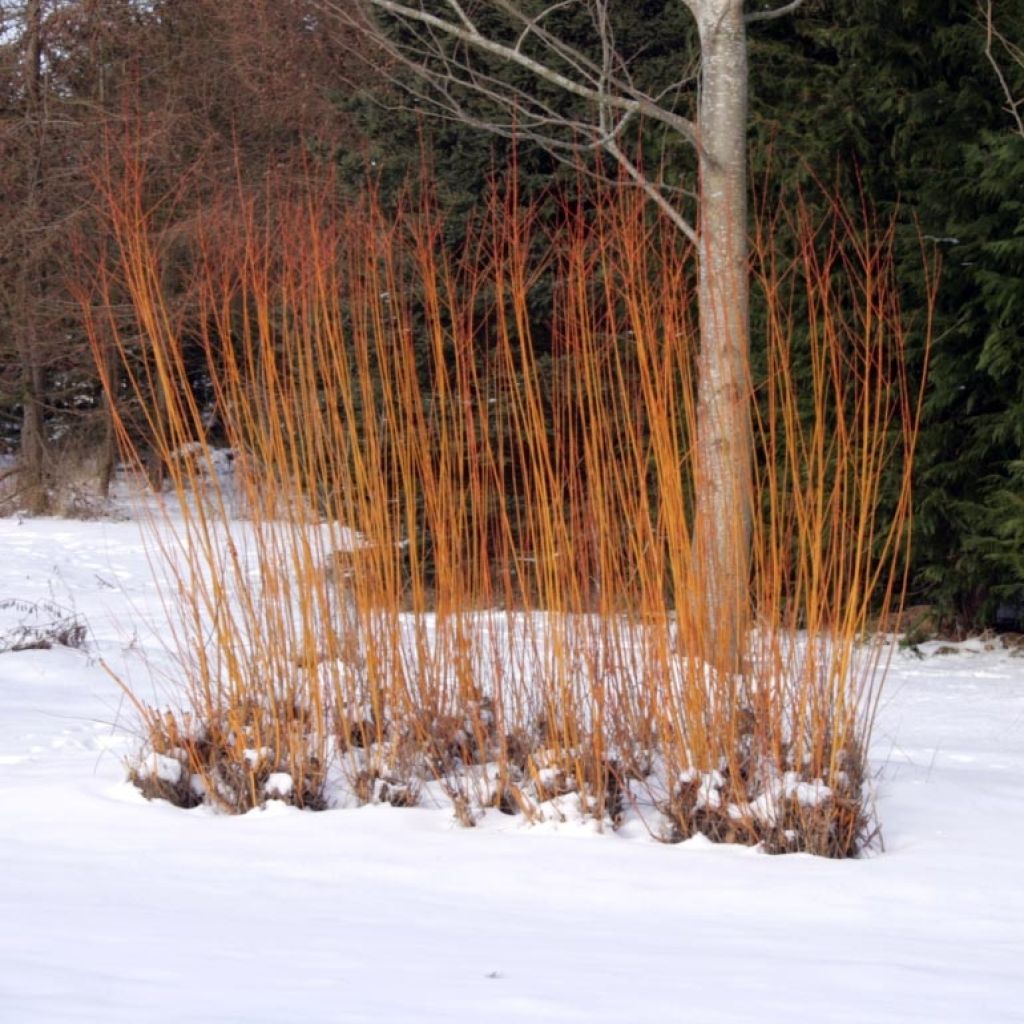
[1, 514, 1022, 1023]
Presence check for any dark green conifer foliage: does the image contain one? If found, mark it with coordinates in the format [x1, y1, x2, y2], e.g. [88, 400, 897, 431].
[748, 0, 1024, 628]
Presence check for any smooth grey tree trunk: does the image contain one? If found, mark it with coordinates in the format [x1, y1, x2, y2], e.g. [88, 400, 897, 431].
[691, 0, 752, 669]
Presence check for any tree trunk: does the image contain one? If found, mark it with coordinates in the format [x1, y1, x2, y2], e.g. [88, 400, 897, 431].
[16, 0, 49, 515]
[97, 341, 120, 499]
[93, 6, 117, 502]
[14, 279, 47, 514]
[692, 0, 752, 670]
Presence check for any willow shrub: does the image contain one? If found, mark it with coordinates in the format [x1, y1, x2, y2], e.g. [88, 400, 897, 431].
[83, 157, 928, 856]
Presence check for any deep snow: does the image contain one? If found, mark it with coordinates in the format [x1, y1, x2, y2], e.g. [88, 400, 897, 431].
[1, 514, 1022, 1023]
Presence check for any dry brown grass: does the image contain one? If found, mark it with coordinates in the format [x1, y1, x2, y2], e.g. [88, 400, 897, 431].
[82, 151, 929, 855]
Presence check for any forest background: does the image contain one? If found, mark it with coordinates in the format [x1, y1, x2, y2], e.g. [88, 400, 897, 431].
[1, 0, 1023, 633]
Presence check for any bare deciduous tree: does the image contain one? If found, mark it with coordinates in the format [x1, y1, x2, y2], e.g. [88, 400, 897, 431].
[1, 0, 361, 507]
[316, 0, 806, 666]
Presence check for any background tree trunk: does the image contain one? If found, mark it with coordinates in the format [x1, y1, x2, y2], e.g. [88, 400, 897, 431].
[15, 0, 49, 514]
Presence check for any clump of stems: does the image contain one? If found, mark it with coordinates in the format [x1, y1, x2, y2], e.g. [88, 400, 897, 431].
[83, 149, 928, 856]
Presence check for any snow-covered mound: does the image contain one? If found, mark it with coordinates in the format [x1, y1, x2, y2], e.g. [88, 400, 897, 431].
[1, 516, 1021, 1022]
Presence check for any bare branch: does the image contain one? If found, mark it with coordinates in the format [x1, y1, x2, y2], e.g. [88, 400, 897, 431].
[606, 135, 698, 245]
[495, 0, 617, 90]
[365, 31, 607, 148]
[512, 0, 576, 54]
[443, 0, 477, 33]
[317, 0, 702, 242]
[978, 0, 1024, 136]
[744, 0, 806, 25]
[324, 0, 699, 146]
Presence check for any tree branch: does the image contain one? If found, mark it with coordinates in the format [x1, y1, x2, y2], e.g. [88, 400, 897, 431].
[978, 0, 1024, 137]
[512, 0, 576, 55]
[318, 0, 701, 241]
[331, 0, 699, 147]
[443, 0, 477, 33]
[744, 0, 806, 25]
[605, 136, 698, 245]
